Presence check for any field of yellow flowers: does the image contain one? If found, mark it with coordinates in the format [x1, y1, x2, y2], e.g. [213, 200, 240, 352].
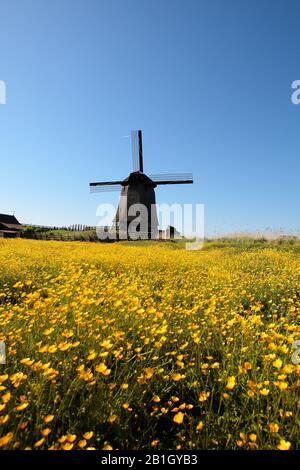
[0, 238, 300, 450]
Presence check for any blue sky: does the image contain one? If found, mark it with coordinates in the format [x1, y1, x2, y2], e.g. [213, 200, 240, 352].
[0, 0, 299, 236]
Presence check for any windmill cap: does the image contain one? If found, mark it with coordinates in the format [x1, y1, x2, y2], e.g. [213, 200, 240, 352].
[121, 171, 157, 188]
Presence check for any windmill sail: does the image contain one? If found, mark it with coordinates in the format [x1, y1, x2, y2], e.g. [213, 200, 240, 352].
[150, 173, 193, 185]
[90, 185, 121, 193]
[131, 130, 139, 172]
[138, 130, 144, 172]
[89, 180, 123, 192]
[131, 130, 144, 172]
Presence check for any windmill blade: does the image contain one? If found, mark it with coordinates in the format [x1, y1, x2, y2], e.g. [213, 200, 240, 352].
[150, 173, 193, 180]
[89, 181, 123, 193]
[131, 130, 139, 172]
[90, 185, 121, 193]
[138, 130, 144, 172]
[150, 173, 193, 185]
[154, 180, 193, 185]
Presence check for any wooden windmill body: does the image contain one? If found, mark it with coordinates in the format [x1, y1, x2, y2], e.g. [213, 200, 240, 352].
[90, 130, 193, 239]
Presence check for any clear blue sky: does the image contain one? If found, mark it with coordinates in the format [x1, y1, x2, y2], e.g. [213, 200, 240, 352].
[0, 0, 299, 236]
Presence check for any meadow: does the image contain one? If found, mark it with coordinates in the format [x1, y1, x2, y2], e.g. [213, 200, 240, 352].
[0, 238, 299, 450]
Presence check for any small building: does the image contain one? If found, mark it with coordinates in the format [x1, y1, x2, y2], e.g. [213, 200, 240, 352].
[158, 225, 181, 240]
[0, 214, 23, 238]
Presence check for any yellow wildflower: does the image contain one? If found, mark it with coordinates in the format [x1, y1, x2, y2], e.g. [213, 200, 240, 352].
[277, 439, 291, 450]
[173, 412, 184, 424]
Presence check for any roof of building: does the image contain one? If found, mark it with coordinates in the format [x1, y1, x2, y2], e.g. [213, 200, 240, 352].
[0, 214, 23, 231]
[0, 214, 21, 225]
[0, 224, 23, 231]
[0, 229, 21, 233]
[122, 171, 157, 188]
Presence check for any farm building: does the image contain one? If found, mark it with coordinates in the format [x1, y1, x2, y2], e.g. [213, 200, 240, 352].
[0, 214, 23, 238]
[158, 225, 181, 240]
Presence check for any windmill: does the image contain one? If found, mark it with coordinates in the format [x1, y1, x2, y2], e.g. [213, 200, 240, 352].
[90, 130, 193, 239]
